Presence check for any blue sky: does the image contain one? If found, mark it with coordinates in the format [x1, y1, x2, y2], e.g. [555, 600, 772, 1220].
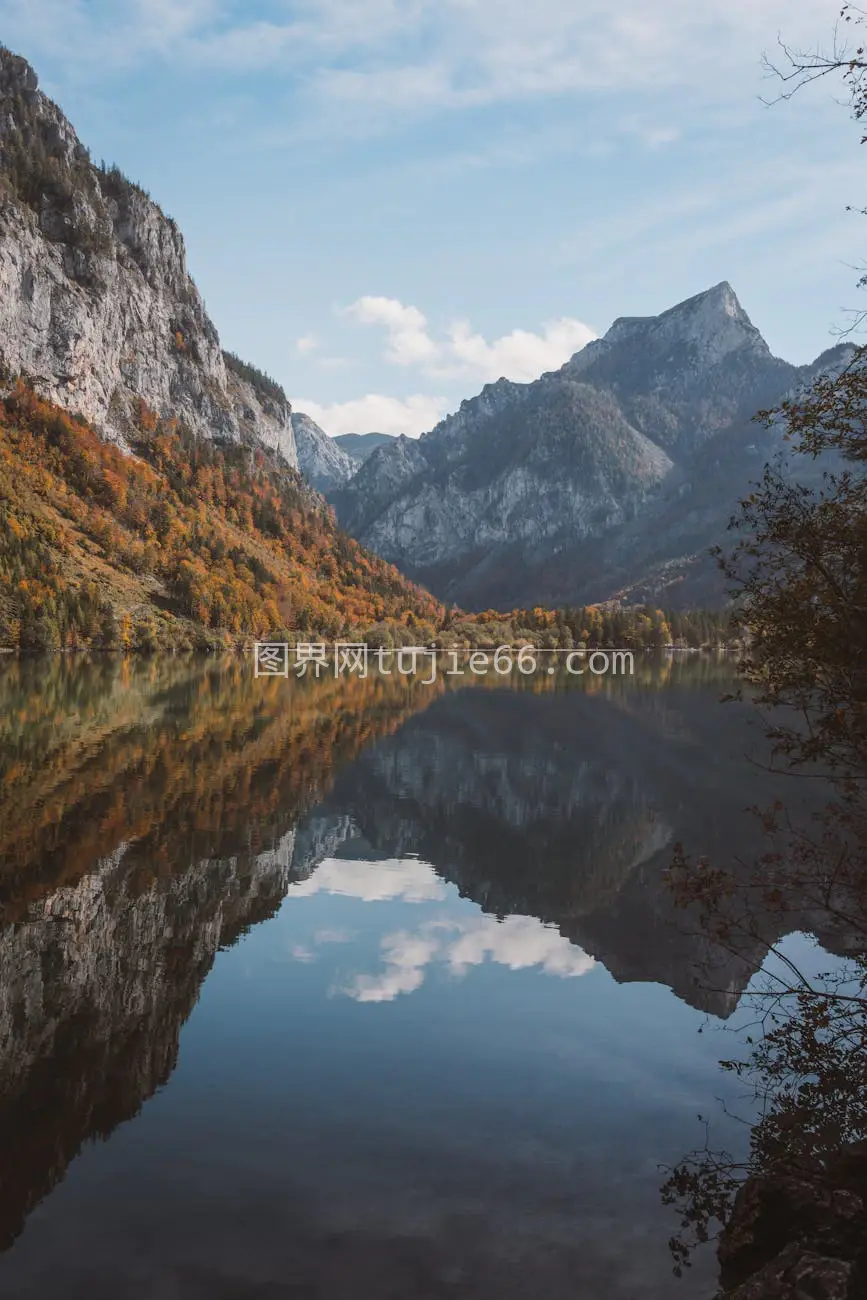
[1, 0, 864, 434]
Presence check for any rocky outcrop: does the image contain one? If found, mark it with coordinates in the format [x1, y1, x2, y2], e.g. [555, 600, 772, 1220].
[0, 48, 296, 465]
[292, 410, 357, 493]
[718, 1145, 867, 1299]
[333, 283, 855, 610]
[334, 376, 674, 605]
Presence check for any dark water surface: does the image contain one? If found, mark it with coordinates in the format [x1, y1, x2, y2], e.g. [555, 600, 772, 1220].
[0, 657, 820, 1299]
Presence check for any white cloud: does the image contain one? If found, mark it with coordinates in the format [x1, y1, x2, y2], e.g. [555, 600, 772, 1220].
[285, 856, 596, 1003]
[444, 914, 597, 979]
[290, 943, 316, 963]
[342, 295, 596, 386]
[292, 299, 596, 437]
[343, 296, 439, 366]
[290, 392, 448, 437]
[295, 333, 319, 354]
[345, 931, 441, 1002]
[288, 857, 448, 903]
[340, 914, 596, 1003]
[442, 316, 596, 383]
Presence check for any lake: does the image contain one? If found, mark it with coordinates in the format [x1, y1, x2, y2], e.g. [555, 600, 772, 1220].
[0, 655, 823, 1299]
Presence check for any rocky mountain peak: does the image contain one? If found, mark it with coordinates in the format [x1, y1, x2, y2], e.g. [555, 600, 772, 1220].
[418, 376, 527, 449]
[0, 45, 39, 96]
[332, 278, 841, 611]
[602, 281, 767, 363]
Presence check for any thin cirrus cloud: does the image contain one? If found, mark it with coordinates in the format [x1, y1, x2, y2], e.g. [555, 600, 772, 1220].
[23, 1, 831, 115]
[294, 333, 320, 355]
[0, 2, 839, 129]
[0, 1, 852, 413]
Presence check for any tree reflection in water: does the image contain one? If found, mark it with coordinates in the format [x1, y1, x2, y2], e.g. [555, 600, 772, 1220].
[661, 799, 867, 1294]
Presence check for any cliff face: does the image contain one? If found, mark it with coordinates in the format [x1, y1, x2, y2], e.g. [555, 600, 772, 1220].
[292, 411, 357, 493]
[333, 377, 674, 605]
[0, 49, 296, 466]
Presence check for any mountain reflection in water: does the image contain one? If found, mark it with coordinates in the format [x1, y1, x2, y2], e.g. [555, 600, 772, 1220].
[0, 655, 831, 1299]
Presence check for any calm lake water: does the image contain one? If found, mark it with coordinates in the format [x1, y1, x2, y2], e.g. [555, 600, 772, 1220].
[0, 656, 820, 1299]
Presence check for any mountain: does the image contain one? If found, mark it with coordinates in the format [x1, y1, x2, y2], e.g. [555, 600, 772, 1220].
[1, 42, 850, 618]
[0, 47, 444, 651]
[333, 283, 854, 609]
[334, 432, 397, 463]
[0, 48, 295, 463]
[292, 411, 357, 493]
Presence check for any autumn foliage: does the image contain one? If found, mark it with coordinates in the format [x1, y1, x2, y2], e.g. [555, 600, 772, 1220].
[0, 656, 442, 916]
[0, 381, 735, 655]
[0, 382, 443, 651]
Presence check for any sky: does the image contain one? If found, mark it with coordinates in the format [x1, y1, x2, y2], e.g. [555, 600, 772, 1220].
[1, 0, 865, 435]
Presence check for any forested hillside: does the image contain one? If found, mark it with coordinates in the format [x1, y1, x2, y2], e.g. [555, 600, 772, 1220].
[0, 381, 443, 651]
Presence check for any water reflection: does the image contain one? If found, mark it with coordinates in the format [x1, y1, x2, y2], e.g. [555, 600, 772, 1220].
[661, 778, 867, 1292]
[287, 858, 598, 1001]
[0, 657, 439, 1257]
[0, 654, 836, 1297]
[290, 673, 831, 1016]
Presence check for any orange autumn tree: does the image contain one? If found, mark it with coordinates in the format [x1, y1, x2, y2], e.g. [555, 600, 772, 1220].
[0, 381, 443, 651]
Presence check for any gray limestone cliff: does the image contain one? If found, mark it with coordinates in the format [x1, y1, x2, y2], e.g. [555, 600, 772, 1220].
[292, 410, 357, 493]
[0, 48, 296, 466]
